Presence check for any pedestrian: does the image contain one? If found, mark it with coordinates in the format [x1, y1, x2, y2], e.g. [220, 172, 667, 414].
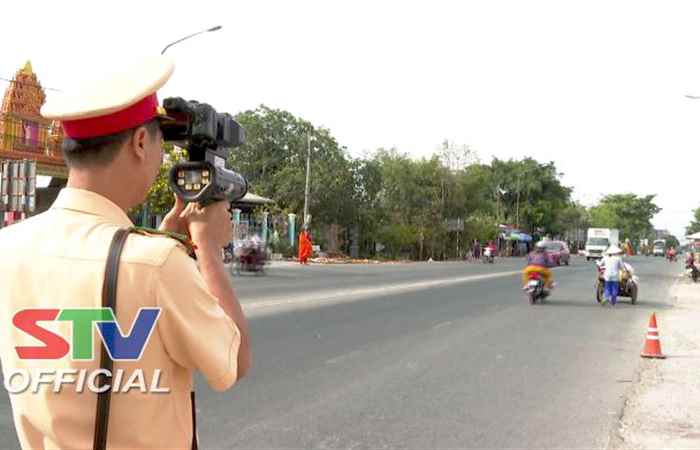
[0, 56, 251, 450]
[472, 239, 482, 263]
[298, 227, 313, 264]
[598, 245, 624, 307]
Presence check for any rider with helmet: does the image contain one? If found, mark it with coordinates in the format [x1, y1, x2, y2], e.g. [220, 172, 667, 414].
[523, 241, 554, 289]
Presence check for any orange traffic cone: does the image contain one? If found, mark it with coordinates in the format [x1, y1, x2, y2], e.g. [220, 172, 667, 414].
[641, 313, 665, 359]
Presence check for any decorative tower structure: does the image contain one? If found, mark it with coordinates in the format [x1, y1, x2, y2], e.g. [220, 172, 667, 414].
[0, 61, 66, 176]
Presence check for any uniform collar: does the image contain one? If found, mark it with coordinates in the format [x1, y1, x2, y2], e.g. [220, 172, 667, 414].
[50, 188, 134, 227]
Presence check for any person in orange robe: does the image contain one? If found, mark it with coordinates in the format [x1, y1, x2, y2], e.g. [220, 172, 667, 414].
[298, 229, 313, 264]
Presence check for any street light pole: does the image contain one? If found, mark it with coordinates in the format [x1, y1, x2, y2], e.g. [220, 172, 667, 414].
[160, 25, 223, 55]
[303, 133, 312, 227]
[516, 175, 521, 228]
[515, 167, 536, 230]
[141, 25, 221, 228]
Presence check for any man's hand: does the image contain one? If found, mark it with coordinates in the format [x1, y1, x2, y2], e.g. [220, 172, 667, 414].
[158, 194, 188, 235]
[183, 201, 233, 249]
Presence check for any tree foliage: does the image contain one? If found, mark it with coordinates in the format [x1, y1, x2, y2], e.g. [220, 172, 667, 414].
[473, 158, 572, 234]
[686, 207, 700, 236]
[230, 105, 357, 227]
[138, 104, 663, 260]
[589, 194, 661, 244]
[665, 234, 680, 249]
[131, 143, 187, 222]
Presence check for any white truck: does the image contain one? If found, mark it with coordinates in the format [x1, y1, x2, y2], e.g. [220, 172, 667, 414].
[652, 239, 666, 257]
[585, 228, 620, 261]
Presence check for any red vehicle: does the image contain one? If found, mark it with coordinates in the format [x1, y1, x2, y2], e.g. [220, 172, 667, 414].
[544, 241, 570, 266]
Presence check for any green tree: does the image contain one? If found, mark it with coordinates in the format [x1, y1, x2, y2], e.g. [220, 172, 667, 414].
[665, 234, 680, 249]
[350, 157, 384, 256]
[555, 202, 590, 244]
[459, 164, 497, 218]
[370, 149, 448, 259]
[376, 223, 419, 259]
[231, 105, 357, 229]
[589, 194, 661, 245]
[132, 143, 187, 221]
[464, 213, 498, 243]
[686, 207, 700, 236]
[589, 204, 617, 228]
[487, 158, 572, 233]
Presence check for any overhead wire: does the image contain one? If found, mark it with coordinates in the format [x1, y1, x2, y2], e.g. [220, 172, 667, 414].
[0, 77, 62, 92]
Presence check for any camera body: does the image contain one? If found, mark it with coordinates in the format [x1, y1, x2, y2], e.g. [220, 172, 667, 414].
[160, 97, 248, 205]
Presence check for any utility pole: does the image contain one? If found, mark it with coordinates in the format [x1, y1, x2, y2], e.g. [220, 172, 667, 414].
[303, 132, 312, 227]
[516, 175, 521, 228]
[147, 25, 221, 228]
[516, 167, 534, 230]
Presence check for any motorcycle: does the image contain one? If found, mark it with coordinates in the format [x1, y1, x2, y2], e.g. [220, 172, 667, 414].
[686, 261, 699, 283]
[223, 243, 234, 264]
[595, 264, 638, 304]
[232, 239, 268, 276]
[667, 252, 677, 262]
[482, 247, 495, 264]
[525, 271, 549, 305]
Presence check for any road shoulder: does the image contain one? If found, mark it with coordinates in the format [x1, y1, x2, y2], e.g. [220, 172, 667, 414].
[611, 278, 700, 449]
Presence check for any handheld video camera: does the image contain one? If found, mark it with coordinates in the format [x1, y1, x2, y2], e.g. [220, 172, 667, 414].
[160, 97, 248, 205]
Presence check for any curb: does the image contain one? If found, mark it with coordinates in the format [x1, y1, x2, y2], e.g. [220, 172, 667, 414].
[607, 276, 683, 450]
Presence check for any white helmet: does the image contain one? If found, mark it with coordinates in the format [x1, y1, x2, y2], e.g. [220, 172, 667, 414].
[536, 241, 547, 250]
[605, 245, 623, 255]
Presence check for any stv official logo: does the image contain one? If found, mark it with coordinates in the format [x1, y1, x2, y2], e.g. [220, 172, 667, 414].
[13, 307, 160, 361]
[5, 308, 170, 395]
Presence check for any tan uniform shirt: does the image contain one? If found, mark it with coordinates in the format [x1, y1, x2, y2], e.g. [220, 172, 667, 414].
[0, 188, 240, 450]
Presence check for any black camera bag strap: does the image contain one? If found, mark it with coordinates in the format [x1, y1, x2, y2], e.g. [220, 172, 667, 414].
[93, 227, 198, 450]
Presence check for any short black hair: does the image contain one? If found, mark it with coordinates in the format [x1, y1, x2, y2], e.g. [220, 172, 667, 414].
[62, 119, 161, 169]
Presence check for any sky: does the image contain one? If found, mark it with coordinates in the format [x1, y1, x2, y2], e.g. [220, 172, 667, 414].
[2, 0, 698, 239]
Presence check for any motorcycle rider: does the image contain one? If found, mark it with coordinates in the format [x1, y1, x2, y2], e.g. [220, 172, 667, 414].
[686, 250, 696, 267]
[522, 241, 554, 289]
[484, 240, 497, 261]
[667, 246, 677, 261]
[597, 245, 625, 306]
[686, 251, 698, 280]
[488, 240, 497, 255]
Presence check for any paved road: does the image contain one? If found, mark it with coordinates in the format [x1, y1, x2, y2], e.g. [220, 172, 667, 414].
[0, 256, 681, 449]
[230, 258, 530, 306]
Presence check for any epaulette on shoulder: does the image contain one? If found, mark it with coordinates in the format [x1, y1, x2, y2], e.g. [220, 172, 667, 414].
[130, 226, 198, 259]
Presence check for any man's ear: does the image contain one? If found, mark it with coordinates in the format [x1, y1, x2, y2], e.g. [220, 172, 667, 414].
[128, 126, 148, 162]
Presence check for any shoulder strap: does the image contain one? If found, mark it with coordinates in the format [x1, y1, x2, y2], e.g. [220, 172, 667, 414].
[130, 226, 198, 258]
[93, 228, 132, 450]
[93, 227, 199, 450]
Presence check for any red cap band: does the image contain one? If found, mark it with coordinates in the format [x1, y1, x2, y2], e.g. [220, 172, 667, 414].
[61, 94, 159, 139]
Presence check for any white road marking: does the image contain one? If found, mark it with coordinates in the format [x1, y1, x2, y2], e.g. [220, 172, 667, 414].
[432, 321, 453, 329]
[325, 349, 365, 365]
[243, 269, 523, 317]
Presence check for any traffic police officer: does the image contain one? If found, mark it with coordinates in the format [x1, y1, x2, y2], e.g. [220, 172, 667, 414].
[0, 56, 251, 449]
